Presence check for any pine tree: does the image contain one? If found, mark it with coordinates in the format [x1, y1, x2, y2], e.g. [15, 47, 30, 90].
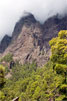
[49, 30, 67, 100]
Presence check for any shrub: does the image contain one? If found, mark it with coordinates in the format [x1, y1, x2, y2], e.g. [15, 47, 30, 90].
[0, 65, 5, 87]
[0, 53, 13, 62]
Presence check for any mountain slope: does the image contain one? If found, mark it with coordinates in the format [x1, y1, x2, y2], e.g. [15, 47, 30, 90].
[0, 14, 67, 66]
[0, 35, 11, 53]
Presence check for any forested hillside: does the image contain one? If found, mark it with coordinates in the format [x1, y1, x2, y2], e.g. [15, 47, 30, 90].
[0, 31, 67, 101]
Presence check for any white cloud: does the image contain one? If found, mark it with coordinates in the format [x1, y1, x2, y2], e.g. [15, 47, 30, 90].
[0, 0, 67, 40]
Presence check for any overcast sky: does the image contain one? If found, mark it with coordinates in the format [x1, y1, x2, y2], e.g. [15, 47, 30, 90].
[0, 0, 67, 41]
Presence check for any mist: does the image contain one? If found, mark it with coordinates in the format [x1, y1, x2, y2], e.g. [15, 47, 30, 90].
[0, 0, 67, 41]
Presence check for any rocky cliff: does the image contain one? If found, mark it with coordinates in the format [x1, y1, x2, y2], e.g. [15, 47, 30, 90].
[0, 35, 11, 53]
[0, 13, 67, 66]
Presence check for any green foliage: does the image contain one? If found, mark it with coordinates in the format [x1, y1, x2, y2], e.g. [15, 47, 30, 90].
[55, 95, 65, 101]
[0, 91, 5, 101]
[55, 64, 67, 74]
[19, 93, 26, 101]
[49, 30, 67, 100]
[0, 53, 13, 62]
[60, 84, 67, 94]
[5, 66, 10, 75]
[11, 62, 37, 81]
[58, 30, 67, 39]
[0, 59, 65, 101]
[49, 30, 67, 74]
[49, 30, 67, 64]
[1, 61, 64, 101]
[0, 65, 5, 87]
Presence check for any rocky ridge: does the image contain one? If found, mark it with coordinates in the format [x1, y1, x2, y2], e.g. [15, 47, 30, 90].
[0, 13, 67, 66]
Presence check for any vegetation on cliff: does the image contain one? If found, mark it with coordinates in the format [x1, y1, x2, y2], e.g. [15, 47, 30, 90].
[0, 30, 67, 101]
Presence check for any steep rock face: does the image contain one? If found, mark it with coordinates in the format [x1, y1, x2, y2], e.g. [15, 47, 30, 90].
[12, 13, 37, 40]
[0, 35, 11, 53]
[1, 14, 67, 66]
[43, 15, 60, 41]
[42, 15, 67, 48]
[2, 14, 49, 66]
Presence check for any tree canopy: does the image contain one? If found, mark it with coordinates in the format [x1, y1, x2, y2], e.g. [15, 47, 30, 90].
[0, 65, 5, 88]
[49, 30, 67, 100]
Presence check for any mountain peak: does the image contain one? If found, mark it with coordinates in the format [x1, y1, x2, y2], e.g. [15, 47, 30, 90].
[12, 13, 36, 38]
[21, 12, 36, 23]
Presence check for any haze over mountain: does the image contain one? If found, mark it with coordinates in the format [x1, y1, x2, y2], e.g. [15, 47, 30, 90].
[0, 0, 67, 40]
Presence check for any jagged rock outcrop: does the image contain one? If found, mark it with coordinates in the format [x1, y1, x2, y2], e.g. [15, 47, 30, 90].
[12, 13, 37, 40]
[43, 15, 67, 42]
[0, 13, 67, 66]
[0, 35, 11, 53]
